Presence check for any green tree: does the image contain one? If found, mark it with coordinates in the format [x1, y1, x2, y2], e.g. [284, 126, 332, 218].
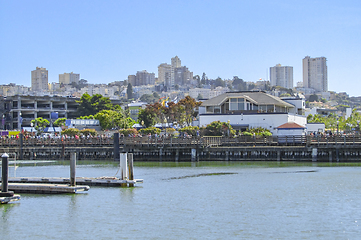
[232, 76, 247, 91]
[94, 109, 135, 130]
[177, 96, 202, 126]
[31, 117, 50, 134]
[53, 118, 66, 127]
[214, 77, 225, 87]
[138, 107, 158, 128]
[77, 93, 113, 116]
[77, 93, 93, 116]
[309, 94, 319, 102]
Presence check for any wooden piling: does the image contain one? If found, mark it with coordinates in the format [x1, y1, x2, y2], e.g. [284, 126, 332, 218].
[312, 148, 317, 162]
[120, 153, 128, 187]
[70, 152, 76, 186]
[127, 153, 134, 187]
[114, 133, 120, 162]
[1, 153, 10, 193]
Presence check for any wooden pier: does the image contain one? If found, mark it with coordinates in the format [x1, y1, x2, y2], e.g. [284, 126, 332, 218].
[2, 134, 361, 162]
[7, 177, 143, 187]
[0, 183, 89, 194]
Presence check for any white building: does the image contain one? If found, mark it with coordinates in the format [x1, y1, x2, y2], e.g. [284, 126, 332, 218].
[59, 72, 80, 85]
[303, 56, 328, 92]
[31, 67, 48, 91]
[0, 84, 29, 96]
[198, 91, 307, 136]
[270, 64, 293, 89]
[189, 87, 229, 100]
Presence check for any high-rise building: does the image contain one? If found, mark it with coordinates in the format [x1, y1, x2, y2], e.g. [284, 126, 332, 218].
[31, 67, 48, 91]
[270, 64, 293, 89]
[158, 63, 172, 86]
[158, 56, 193, 89]
[59, 72, 80, 85]
[135, 70, 155, 86]
[302, 56, 328, 92]
[174, 66, 193, 86]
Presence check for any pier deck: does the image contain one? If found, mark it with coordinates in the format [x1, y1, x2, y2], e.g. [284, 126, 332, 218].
[0, 195, 20, 204]
[0, 182, 90, 194]
[7, 177, 143, 187]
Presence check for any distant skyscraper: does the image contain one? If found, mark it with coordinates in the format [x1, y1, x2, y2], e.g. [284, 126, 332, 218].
[302, 56, 328, 92]
[270, 64, 293, 89]
[31, 67, 48, 91]
[59, 72, 80, 85]
[135, 70, 155, 86]
[158, 56, 193, 89]
[158, 63, 172, 87]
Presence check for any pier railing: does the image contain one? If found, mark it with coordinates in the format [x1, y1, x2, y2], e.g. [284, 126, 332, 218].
[1, 135, 361, 148]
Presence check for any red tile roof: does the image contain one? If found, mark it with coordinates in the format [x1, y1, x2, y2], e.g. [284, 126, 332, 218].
[276, 122, 306, 129]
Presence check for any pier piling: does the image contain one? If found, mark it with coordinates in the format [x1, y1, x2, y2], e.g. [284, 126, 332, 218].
[70, 152, 76, 186]
[114, 133, 120, 162]
[120, 153, 128, 187]
[127, 153, 134, 187]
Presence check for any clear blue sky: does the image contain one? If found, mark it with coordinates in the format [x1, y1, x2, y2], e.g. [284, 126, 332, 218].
[1, 0, 360, 96]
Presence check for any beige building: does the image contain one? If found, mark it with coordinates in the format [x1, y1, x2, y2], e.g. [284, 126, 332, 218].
[270, 64, 293, 89]
[31, 67, 48, 91]
[59, 72, 80, 85]
[303, 56, 328, 92]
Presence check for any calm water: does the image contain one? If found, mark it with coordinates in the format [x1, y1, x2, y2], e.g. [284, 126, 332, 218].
[1, 161, 361, 239]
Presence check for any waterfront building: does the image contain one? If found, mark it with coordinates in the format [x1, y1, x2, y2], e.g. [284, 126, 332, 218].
[303, 56, 328, 92]
[59, 72, 80, 85]
[270, 64, 293, 89]
[31, 67, 48, 91]
[198, 91, 306, 136]
[0, 95, 79, 130]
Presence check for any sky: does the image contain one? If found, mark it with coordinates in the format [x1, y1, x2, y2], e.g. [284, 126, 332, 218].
[1, 0, 361, 96]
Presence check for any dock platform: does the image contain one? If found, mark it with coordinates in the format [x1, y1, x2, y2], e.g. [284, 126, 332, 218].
[0, 195, 21, 204]
[0, 183, 90, 194]
[7, 177, 143, 187]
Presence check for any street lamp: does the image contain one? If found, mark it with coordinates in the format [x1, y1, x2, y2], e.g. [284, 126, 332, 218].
[19, 112, 22, 130]
[2, 115, 5, 130]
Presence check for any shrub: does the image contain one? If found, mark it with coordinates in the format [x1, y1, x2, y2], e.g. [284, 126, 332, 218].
[80, 129, 98, 136]
[179, 126, 199, 136]
[139, 127, 161, 135]
[119, 128, 138, 136]
[61, 128, 80, 137]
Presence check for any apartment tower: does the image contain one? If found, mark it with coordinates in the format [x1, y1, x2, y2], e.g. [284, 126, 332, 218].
[270, 64, 293, 89]
[302, 56, 328, 92]
[31, 67, 48, 91]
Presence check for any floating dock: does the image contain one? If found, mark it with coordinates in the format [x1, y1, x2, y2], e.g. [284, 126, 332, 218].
[0, 195, 21, 204]
[7, 177, 143, 187]
[0, 182, 89, 194]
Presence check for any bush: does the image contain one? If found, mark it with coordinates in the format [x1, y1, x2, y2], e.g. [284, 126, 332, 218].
[242, 132, 252, 136]
[139, 127, 161, 135]
[61, 128, 80, 137]
[203, 121, 236, 137]
[119, 128, 138, 136]
[179, 126, 199, 136]
[80, 129, 98, 136]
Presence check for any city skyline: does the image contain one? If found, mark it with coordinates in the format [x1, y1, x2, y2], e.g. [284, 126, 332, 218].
[1, 1, 360, 96]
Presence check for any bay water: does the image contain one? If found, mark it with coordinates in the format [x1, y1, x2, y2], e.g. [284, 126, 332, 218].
[1, 161, 361, 239]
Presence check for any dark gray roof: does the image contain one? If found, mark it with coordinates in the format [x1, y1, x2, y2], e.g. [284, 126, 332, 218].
[201, 91, 295, 108]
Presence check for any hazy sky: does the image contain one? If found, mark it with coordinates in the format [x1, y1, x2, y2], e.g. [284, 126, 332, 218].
[1, 0, 360, 96]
